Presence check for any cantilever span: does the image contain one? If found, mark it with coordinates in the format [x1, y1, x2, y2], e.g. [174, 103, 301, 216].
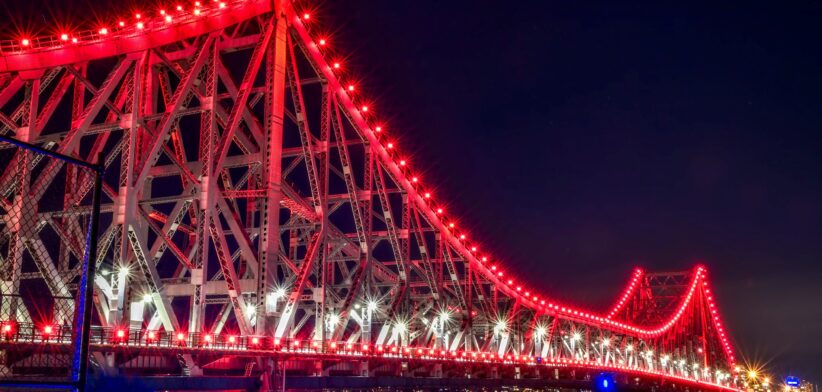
[0, 0, 741, 390]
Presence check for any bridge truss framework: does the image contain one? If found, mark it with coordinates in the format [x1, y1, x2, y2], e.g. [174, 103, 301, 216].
[0, 0, 740, 390]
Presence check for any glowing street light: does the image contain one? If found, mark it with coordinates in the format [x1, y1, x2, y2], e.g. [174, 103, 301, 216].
[494, 319, 508, 336]
[438, 310, 451, 324]
[327, 313, 340, 326]
[366, 300, 378, 312]
[117, 265, 130, 279]
[326, 313, 340, 336]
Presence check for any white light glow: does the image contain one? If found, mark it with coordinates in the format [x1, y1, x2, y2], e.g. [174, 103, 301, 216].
[439, 310, 451, 323]
[494, 319, 508, 335]
[367, 300, 378, 312]
[327, 313, 340, 327]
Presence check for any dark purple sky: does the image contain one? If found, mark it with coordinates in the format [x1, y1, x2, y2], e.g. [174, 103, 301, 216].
[321, 0, 822, 381]
[10, 0, 822, 383]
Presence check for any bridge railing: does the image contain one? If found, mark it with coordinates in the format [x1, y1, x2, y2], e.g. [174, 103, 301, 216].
[0, 0, 246, 55]
[0, 321, 739, 391]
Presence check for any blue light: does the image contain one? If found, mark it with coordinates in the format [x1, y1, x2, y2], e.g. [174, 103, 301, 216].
[595, 373, 616, 392]
[786, 376, 800, 387]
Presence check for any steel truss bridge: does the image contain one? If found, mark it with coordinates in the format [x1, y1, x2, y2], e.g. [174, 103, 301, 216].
[0, 0, 741, 390]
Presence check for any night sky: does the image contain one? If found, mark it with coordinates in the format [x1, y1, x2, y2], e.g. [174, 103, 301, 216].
[10, 0, 822, 383]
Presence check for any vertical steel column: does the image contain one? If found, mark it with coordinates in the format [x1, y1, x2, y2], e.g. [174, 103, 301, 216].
[4, 78, 39, 322]
[257, 8, 288, 335]
[190, 40, 217, 335]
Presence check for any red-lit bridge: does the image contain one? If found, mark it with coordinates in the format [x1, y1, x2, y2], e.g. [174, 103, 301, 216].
[0, 1, 741, 390]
